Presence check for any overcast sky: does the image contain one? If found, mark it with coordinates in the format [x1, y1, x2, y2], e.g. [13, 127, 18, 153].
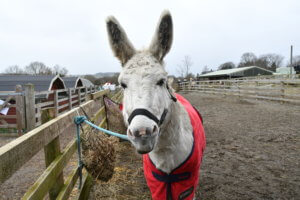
[0, 0, 299, 76]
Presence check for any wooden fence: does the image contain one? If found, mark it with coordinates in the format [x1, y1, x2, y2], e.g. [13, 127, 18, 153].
[229, 74, 300, 80]
[0, 85, 98, 136]
[0, 89, 123, 200]
[34, 85, 97, 128]
[179, 79, 300, 104]
[0, 85, 24, 136]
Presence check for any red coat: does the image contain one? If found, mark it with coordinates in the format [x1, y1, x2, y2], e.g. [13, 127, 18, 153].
[143, 94, 206, 200]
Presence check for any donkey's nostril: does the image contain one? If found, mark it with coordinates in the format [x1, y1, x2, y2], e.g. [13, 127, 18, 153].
[134, 130, 141, 137]
[153, 125, 158, 133]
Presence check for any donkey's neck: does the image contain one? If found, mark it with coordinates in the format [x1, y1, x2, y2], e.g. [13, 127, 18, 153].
[149, 101, 194, 174]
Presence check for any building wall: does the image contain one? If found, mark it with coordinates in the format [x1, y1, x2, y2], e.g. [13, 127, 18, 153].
[241, 68, 273, 76]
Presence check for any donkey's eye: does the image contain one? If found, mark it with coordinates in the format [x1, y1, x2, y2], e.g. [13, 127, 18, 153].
[156, 79, 165, 86]
[121, 82, 127, 89]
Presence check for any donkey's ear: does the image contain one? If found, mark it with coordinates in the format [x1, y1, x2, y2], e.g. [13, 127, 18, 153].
[149, 10, 173, 61]
[106, 16, 136, 66]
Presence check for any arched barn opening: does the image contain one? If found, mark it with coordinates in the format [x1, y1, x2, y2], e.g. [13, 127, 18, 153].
[76, 79, 83, 87]
[46, 76, 66, 102]
[49, 76, 66, 90]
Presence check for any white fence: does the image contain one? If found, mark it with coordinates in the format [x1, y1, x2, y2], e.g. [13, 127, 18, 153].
[179, 79, 300, 104]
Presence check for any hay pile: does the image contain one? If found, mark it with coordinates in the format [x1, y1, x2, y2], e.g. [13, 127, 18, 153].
[89, 142, 151, 200]
[80, 95, 127, 182]
[103, 95, 127, 136]
[81, 128, 118, 181]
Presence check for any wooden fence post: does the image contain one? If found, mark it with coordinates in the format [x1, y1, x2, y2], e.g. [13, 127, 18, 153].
[280, 81, 285, 104]
[44, 136, 64, 199]
[78, 88, 81, 105]
[15, 85, 24, 135]
[53, 90, 59, 117]
[255, 81, 259, 100]
[45, 91, 64, 199]
[237, 82, 241, 98]
[68, 88, 72, 110]
[24, 84, 35, 131]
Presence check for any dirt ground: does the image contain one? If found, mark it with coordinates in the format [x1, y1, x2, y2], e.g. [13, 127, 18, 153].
[183, 92, 300, 200]
[0, 125, 77, 200]
[1, 92, 299, 199]
[89, 92, 300, 200]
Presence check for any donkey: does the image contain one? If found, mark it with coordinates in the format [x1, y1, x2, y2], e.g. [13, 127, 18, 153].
[106, 11, 206, 200]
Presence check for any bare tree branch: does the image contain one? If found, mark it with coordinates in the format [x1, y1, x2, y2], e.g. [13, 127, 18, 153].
[177, 55, 193, 78]
[25, 62, 52, 75]
[3, 65, 24, 74]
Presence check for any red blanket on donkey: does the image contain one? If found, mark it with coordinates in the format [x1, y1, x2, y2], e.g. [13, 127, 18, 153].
[143, 94, 206, 200]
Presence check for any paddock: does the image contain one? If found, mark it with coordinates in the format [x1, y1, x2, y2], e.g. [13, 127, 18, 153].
[88, 92, 300, 200]
[0, 91, 299, 199]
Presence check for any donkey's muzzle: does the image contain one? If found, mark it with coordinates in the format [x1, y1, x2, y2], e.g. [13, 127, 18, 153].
[127, 125, 158, 154]
[128, 126, 158, 138]
[128, 108, 168, 127]
[127, 108, 167, 154]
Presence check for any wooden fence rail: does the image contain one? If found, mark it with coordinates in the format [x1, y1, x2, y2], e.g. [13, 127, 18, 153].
[34, 86, 97, 128]
[0, 85, 99, 136]
[179, 79, 300, 104]
[0, 89, 123, 200]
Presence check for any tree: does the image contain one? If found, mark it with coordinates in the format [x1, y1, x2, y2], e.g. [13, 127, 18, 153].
[186, 73, 195, 79]
[201, 66, 210, 74]
[256, 54, 284, 71]
[291, 55, 300, 66]
[84, 75, 97, 84]
[238, 52, 257, 67]
[25, 62, 52, 75]
[3, 65, 24, 74]
[177, 55, 193, 78]
[52, 65, 68, 77]
[94, 73, 120, 85]
[218, 62, 235, 70]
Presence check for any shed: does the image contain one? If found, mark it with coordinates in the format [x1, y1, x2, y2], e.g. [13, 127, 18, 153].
[0, 75, 66, 92]
[62, 77, 94, 88]
[197, 66, 274, 80]
[275, 66, 299, 75]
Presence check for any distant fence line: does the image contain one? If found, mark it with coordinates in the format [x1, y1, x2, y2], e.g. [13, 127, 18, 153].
[0, 85, 98, 136]
[230, 74, 300, 80]
[178, 79, 300, 104]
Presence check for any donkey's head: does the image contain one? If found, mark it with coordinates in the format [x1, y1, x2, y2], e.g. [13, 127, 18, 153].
[106, 11, 176, 154]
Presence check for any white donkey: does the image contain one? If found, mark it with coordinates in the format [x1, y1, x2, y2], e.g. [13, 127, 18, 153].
[106, 11, 206, 200]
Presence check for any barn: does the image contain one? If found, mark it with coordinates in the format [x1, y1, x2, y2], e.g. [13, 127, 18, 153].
[0, 75, 66, 127]
[0, 74, 66, 92]
[62, 77, 94, 88]
[197, 66, 274, 80]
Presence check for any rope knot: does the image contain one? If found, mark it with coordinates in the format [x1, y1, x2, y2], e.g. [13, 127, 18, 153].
[74, 116, 87, 125]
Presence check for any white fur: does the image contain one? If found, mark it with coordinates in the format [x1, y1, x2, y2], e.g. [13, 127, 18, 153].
[149, 99, 194, 173]
[106, 11, 194, 174]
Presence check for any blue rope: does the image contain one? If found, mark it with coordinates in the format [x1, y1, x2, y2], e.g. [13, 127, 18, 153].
[73, 116, 129, 188]
[74, 116, 129, 140]
[74, 117, 84, 189]
[84, 119, 129, 141]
